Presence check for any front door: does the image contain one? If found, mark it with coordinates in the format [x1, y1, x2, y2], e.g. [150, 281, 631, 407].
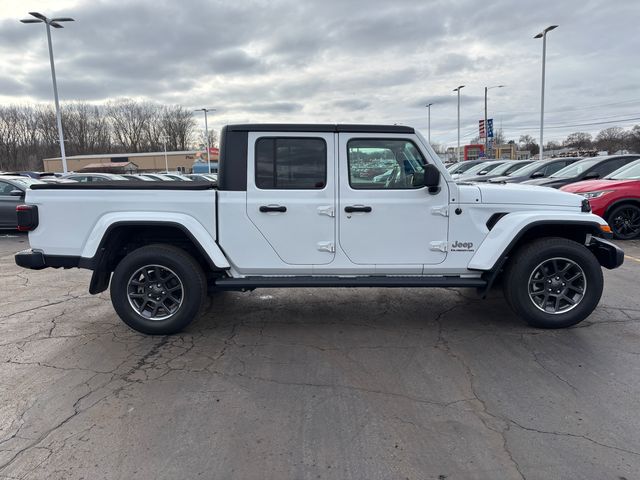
[338, 134, 449, 265]
[246, 132, 336, 265]
[0, 181, 22, 229]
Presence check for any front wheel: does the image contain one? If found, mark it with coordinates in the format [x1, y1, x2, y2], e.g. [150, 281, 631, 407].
[110, 244, 207, 334]
[607, 204, 640, 240]
[503, 237, 603, 329]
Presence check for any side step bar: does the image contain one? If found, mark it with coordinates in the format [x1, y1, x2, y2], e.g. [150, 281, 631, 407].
[214, 276, 487, 290]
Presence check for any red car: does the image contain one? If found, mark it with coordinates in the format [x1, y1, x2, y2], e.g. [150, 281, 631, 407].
[562, 159, 640, 239]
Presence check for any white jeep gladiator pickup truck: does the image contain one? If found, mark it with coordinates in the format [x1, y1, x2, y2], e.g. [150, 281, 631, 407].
[15, 124, 624, 334]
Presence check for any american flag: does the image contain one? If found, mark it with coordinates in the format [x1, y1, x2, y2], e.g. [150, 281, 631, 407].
[479, 120, 486, 139]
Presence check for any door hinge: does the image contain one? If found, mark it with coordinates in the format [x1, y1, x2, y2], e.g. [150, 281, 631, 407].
[431, 205, 449, 217]
[317, 205, 335, 217]
[430, 241, 448, 252]
[317, 241, 335, 253]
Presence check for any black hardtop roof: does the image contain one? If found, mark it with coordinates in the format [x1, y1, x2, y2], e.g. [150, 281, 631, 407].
[225, 124, 415, 134]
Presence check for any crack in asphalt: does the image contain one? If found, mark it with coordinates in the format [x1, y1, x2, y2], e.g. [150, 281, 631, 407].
[518, 334, 579, 393]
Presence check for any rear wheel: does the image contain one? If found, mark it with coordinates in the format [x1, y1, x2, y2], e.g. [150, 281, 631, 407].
[503, 237, 603, 328]
[110, 244, 206, 334]
[607, 204, 640, 240]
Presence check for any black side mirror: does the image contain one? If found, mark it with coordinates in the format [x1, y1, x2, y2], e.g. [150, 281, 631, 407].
[9, 189, 24, 197]
[531, 171, 544, 178]
[583, 171, 600, 180]
[422, 163, 440, 194]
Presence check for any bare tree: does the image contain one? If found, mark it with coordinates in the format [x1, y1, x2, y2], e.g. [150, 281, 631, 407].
[62, 103, 111, 155]
[106, 99, 157, 152]
[518, 134, 539, 155]
[563, 132, 593, 149]
[627, 125, 640, 153]
[595, 127, 626, 154]
[161, 105, 196, 151]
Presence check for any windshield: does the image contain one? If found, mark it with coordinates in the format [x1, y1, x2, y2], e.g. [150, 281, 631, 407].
[460, 161, 504, 177]
[551, 158, 601, 178]
[607, 160, 640, 180]
[489, 161, 532, 176]
[506, 161, 546, 177]
[449, 161, 480, 175]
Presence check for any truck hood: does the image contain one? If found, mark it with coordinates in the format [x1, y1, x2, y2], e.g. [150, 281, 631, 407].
[475, 182, 582, 207]
[561, 178, 639, 193]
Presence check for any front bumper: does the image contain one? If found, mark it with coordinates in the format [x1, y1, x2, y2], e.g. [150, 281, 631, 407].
[587, 237, 624, 269]
[15, 249, 81, 270]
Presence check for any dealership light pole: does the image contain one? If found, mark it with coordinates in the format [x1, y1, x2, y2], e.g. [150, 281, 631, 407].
[484, 85, 504, 156]
[21, 12, 74, 173]
[534, 25, 558, 160]
[160, 135, 169, 173]
[425, 103, 433, 144]
[453, 86, 464, 162]
[194, 108, 216, 173]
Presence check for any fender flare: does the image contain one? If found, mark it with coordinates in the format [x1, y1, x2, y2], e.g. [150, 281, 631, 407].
[80, 212, 230, 270]
[468, 212, 608, 271]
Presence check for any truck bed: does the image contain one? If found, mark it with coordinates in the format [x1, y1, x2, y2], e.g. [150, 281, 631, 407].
[25, 181, 217, 258]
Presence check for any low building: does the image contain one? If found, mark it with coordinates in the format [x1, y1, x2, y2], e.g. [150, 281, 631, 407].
[43, 150, 220, 173]
[77, 162, 138, 174]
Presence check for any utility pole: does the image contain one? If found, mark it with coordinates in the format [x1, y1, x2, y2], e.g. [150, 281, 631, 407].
[425, 103, 433, 144]
[535, 25, 558, 160]
[453, 86, 465, 162]
[21, 12, 74, 173]
[484, 85, 504, 158]
[194, 108, 216, 173]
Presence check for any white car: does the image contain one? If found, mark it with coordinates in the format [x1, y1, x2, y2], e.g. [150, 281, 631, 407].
[15, 124, 623, 334]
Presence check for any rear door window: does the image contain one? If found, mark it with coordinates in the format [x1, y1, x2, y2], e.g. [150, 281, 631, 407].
[255, 137, 327, 189]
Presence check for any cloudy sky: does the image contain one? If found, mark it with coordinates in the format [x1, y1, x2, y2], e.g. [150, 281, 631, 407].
[0, 0, 638, 147]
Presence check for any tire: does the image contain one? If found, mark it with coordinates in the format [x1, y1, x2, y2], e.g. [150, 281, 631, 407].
[503, 237, 603, 329]
[607, 204, 640, 240]
[110, 244, 207, 335]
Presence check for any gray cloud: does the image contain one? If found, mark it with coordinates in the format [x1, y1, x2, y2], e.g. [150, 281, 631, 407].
[0, 0, 638, 146]
[333, 99, 371, 111]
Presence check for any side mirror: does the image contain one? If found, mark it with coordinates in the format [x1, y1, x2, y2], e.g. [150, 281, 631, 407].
[531, 171, 544, 178]
[413, 164, 441, 193]
[583, 171, 600, 180]
[9, 189, 24, 197]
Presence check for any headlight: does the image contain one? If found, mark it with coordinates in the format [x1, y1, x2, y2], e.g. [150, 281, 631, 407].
[579, 190, 613, 199]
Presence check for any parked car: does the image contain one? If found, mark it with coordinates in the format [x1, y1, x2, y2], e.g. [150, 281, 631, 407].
[0, 176, 43, 229]
[454, 160, 506, 180]
[489, 158, 582, 184]
[121, 174, 154, 181]
[161, 173, 193, 181]
[446, 159, 486, 176]
[38, 178, 77, 184]
[187, 174, 218, 183]
[139, 173, 176, 181]
[462, 160, 534, 182]
[15, 123, 622, 335]
[62, 173, 130, 182]
[522, 155, 640, 189]
[562, 159, 640, 239]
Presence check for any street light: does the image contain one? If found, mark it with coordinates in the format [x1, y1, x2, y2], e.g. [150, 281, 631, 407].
[160, 135, 169, 173]
[453, 86, 465, 162]
[484, 85, 505, 157]
[20, 12, 74, 173]
[425, 103, 433, 144]
[534, 25, 558, 160]
[194, 108, 216, 173]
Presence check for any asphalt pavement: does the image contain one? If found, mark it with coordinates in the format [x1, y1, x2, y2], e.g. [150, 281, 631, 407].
[1, 232, 639, 480]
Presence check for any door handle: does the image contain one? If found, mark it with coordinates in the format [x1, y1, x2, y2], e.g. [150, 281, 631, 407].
[259, 205, 287, 213]
[344, 205, 372, 213]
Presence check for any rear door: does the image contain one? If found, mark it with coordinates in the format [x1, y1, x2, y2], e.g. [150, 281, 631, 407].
[246, 132, 336, 265]
[337, 134, 449, 266]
